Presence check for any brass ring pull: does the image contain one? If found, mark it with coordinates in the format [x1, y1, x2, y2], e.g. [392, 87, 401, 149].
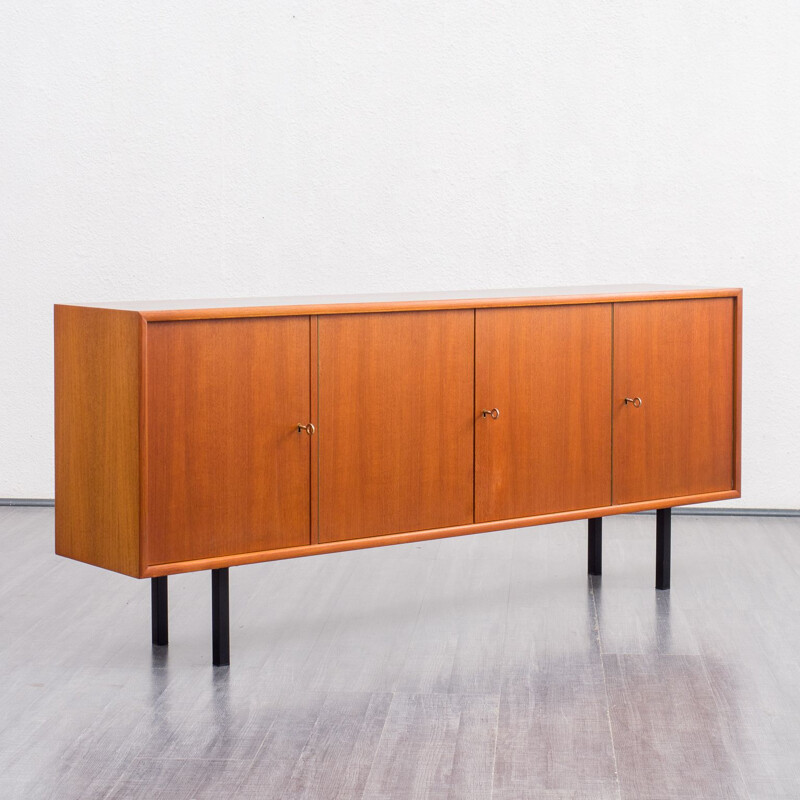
[482, 408, 500, 420]
[624, 397, 643, 408]
[297, 422, 315, 435]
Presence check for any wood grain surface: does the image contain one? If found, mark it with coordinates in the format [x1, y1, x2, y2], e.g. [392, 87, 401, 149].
[475, 304, 612, 522]
[612, 298, 736, 505]
[734, 291, 743, 493]
[54, 305, 142, 577]
[66, 285, 742, 322]
[54, 288, 742, 579]
[317, 310, 474, 543]
[145, 316, 312, 565]
[143, 488, 740, 576]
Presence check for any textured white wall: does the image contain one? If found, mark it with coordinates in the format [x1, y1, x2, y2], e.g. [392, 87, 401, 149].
[1, 2, 798, 506]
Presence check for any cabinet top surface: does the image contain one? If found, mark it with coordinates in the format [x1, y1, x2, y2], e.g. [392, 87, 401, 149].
[58, 284, 741, 319]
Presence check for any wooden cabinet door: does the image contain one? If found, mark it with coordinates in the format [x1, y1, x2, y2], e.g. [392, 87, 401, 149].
[613, 298, 735, 505]
[318, 310, 474, 543]
[146, 317, 312, 564]
[475, 304, 612, 522]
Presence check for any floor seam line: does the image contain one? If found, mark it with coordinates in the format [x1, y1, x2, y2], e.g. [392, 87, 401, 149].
[593, 575, 623, 800]
[696, 647, 754, 800]
[357, 691, 396, 799]
[488, 545, 513, 800]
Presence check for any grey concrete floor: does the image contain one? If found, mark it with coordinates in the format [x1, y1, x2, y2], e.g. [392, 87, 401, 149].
[1, 507, 799, 799]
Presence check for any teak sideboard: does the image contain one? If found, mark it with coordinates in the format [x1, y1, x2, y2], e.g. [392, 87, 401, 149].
[55, 285, 742, 665]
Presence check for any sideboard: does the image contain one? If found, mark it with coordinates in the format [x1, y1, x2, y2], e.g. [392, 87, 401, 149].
[55, 285, 742, 665]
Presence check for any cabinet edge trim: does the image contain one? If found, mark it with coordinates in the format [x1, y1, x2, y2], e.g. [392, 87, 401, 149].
[142, 489, 740, 577]
[136, 289, 743, 322]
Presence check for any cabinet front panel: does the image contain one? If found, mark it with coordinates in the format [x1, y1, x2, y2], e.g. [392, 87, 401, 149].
[613, 298, 735, 504]
[318, 310, 474, 542]
[475, 304, 612, 522]
[145, 317, 312, 564]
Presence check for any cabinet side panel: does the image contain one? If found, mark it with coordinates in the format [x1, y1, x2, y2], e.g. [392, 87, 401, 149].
[54, 306, 141, 577]
[733, 291, 743, 494]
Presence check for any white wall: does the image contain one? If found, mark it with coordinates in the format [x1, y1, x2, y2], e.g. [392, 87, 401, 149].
[1, 2, 798, 507]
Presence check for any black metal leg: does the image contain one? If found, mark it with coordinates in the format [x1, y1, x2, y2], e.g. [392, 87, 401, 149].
[151, 576, 168, 646]
[212, 568, 230, 666]
[656, 508, 671, 590]
[588, 517, 602, 576]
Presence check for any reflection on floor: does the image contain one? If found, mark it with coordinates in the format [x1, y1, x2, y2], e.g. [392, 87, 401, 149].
[1, 507, 798, 799]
